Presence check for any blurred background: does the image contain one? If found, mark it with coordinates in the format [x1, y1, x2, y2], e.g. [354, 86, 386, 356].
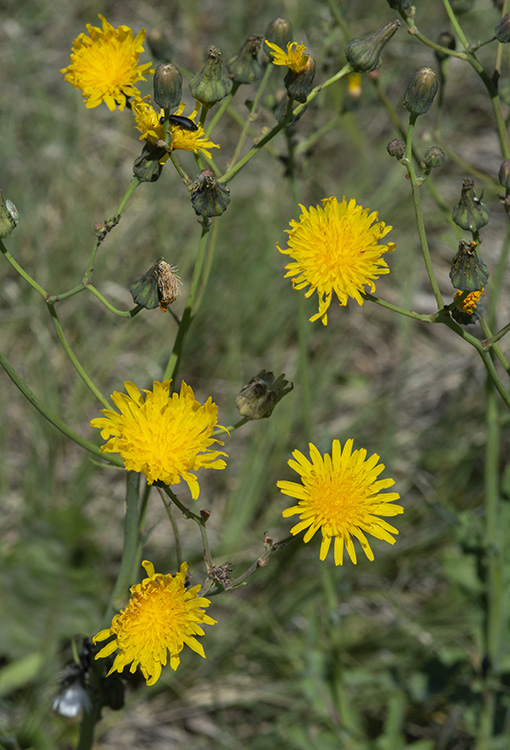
[1, 0, 509, 747]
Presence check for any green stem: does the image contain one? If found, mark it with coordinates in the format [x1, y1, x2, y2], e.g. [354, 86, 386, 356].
[228, 66, 273, 167]
[363, 293, 434, 322]
[105, 472, 142, 619]
[479, 318, 510, 374]
[84, 283, 143, 318]
[0, 351, 123, 464]
[205, 535, 295, 595]
[206, 82, 240, 136]
[160, 486, 214, 571]
[46, 303, 110, 409]
[477, 376, 502, 747]
[83, 177, 141, 283]
[213, 416, 248, 437]
[219, 64, 352, 185]
[0, 240, 48, 298]
[160, 490, 183, 568]
[440, 316, 510, 409]
[162, 219, 211, 382]
[406, 114, 444, 308]
[76, 705, 102, 750]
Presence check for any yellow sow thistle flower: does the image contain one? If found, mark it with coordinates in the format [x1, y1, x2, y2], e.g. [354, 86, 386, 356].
[278, 439, 403, 566]
[277, 196, 395, 325]
[93, 561, 216, 686]
[131, 98, 220, 159]
[265, 40, 310, 73]
[59, 14, 152, 111]
[90, 380, 227, 499]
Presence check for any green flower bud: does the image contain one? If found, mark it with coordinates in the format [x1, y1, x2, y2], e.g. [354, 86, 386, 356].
[265, 18, 293, 51]
[498, 159, 510, 189]
[387, 138, 406, 159]
[227, 35, 263, 84]
[146, 29, 174, 62]
[434, 31, 456, 62]
[421, 145, 445, 169]
[450, 240, 489, 292]
[345, 21, 400, 73]
[403, 67, 439, 116]
[284, 56, 316, 103]
[495, 14, 510, 43]
[235, 370, 293, 420]
[189, 46, 233, 106]
[189, 170, 231, 218]
[153, 63, 182, 110]
[133, 142, 167, 183]
[130, 258, 180, 311]
[0, 190, 20, 238]
[452, 178, 490, 231]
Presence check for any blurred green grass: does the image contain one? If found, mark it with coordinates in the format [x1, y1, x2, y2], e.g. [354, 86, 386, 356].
[1, 0, 509, 748]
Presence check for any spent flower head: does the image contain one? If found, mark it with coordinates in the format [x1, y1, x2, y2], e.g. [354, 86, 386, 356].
[60, 14, 152, 111]
[93, 561, 216, 685]
[278, 440, 403, 565]
[90, 380, 227, 499]
[265, 40, 310, 73]
[132, 98, 220, 159]
[277, 196, 395, 325]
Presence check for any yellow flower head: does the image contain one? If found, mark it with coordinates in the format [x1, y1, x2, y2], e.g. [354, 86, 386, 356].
[132, 98, 220, 159]
[265, 40, 310, 73]
[277, 196, 395, 325]
[454, 288, 484, 314]
[90, 380, 227, 499]
[278, 440, 403, 566]
[347, 72, 362, 100]
[93, 561, 216, 685]
[59, 15, 152, 111]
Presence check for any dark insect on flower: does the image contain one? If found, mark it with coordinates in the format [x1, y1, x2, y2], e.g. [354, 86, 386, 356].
[158, 114, 198, 131]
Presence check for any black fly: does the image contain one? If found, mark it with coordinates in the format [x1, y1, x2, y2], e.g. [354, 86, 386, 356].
[159, 114, 198, 132]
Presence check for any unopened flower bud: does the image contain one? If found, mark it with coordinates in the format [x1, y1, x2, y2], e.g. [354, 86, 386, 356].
[153, 63, 182, 110]
[227, 35, 263, 84]
[451, 289, 484, 325]
[133, 142, 167, 183]
[435, 31, 456, 62]
[147, 29, 174, 61]
[387, 138, 406, 159]
[284, 56, 316, 103]
[450, 240, 489, 292]
[498, 159, 510, 189]
[0, 190, 19, 237]
[235, 370, 293, 420]
[189, 46, 232, 106]
[189, 170, 230, 218]
[265, 17, 293, 51]
[421, 145, 445, 169]
[495, 14, 510, 43]
[130, 258, 180, 311]
[403, 67, 439, 116]
[386, 0, 413, 9]
[452, 178, 490, 231]
[345, 21, 400, 73]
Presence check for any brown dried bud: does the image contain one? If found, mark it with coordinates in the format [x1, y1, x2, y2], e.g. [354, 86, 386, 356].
[235, 370, 293, 420]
